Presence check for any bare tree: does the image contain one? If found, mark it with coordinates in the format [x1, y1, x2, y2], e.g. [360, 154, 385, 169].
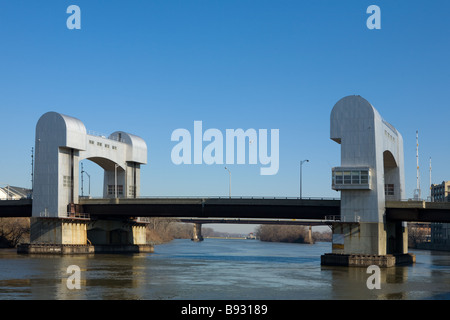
[0, 218, 30, 247]
[408, 223, 430, 248]
[312, 230, 332, 242]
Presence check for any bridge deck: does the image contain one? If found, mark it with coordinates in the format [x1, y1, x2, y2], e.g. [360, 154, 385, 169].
[0, 199, 32, 217]
[386, 201, 450, 223]
[2, 198, 450, 223]
[78, 198, 341, 220]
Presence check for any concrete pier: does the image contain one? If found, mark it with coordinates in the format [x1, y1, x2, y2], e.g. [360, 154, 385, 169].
[192, 223, 204, 242]
[321, 253, 415, 268]
[18, 217, 153, 254]
[17, 243, 154, 254]
[306, 225, 313, 244]
[321, 96, 414, 267]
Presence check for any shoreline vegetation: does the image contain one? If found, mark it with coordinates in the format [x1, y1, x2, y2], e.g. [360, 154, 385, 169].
[256, 225, 331, 244]
[0, 217, 333, 248]
[0, 218, 29, 248]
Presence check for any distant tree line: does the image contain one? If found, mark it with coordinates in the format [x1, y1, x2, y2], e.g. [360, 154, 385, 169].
[256, 225, 309, 243]
[146, 219, 217, 243]
[312, 229, 332, 242]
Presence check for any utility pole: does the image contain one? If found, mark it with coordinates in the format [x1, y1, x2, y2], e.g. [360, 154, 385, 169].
[300, 159, 309, 199]
[81, 162, 84, 197]
[31, 147, 34, 197]
[115, 164, 118, 198]
[225, 167, 231, 199]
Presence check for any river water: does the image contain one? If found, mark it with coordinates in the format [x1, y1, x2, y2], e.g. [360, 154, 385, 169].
[0, 239, 449, 300]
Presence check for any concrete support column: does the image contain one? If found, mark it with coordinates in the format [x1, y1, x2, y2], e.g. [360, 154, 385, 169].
[29, 217, 88, 245]
[321, 95, 415, 267]
[192, 223, 204, 242]
[386, 221, 408, 255]
[19, 218, 154, 254]
[330, 222, 385, 255]
[306, 225, 313, 244]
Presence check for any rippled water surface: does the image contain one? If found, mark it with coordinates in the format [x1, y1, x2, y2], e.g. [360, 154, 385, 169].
[0, 239, 449, 300]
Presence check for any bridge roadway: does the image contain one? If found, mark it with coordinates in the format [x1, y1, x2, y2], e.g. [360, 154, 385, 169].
[2, 198, 450, 223]
[0, 197, 339, 219]
[79, 198, 341, 220]
[0, 199, 32, 217]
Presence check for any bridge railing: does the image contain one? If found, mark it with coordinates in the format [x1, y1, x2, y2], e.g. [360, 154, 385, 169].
[324, 215, 361, 223]
[87, 130, 125, 143]
[81, 196, 341, 201]
[135, 217, 153, 223]
[66, 212, 90, 219]
[38, 211, 91, 219]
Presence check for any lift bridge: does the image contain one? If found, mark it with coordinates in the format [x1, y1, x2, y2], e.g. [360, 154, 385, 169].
[2, 96, 450, 267]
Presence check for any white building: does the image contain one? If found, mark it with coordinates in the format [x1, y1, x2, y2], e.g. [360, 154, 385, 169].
[430, 181, 450, 250]
[0, 186, 31, 200]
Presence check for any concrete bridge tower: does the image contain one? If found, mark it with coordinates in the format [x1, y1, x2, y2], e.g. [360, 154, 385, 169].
[20, 112, 152, 254]
[321, 96, 414, 267]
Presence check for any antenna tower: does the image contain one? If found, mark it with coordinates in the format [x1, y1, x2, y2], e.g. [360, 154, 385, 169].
[429, 157, 432, 201]
[31, 147, 34, 192]
[413, 130, 421, 200]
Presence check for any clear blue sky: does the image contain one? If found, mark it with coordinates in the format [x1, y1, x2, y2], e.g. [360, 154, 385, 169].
[1, 0, 449, 210]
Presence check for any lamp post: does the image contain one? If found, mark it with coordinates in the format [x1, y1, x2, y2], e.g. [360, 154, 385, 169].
[85, 171, 90, 197]
[81, 163, 90, 198]
[300, 159, 309, 199]
[81, 162, 84, 197]
[225, 167, 231, 199]
[114, 164, 118, 199]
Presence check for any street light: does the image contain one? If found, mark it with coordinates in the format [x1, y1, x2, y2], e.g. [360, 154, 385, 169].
[225, 167, 231, 199]
[114, 164, 118, 199]
[300, 159, 309, 199]
[80, 162, 90, 198]
[81, 162, 84, 197]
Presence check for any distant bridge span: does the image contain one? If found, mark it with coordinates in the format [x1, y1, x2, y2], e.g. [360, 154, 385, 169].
[177, 217, 331, 226]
